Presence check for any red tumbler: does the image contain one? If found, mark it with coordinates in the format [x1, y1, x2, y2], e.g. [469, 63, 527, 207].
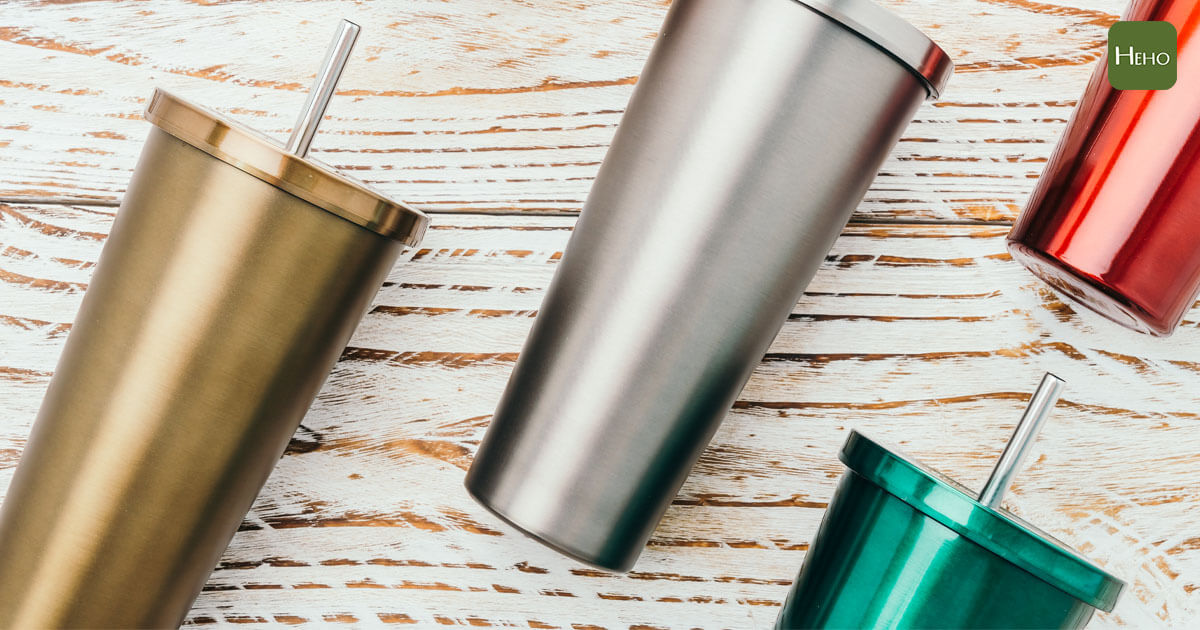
[1008, 0, 1200, 336]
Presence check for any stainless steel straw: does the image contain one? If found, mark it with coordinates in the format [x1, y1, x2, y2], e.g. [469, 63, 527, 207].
[0, 20, 426, 628]
[979, 372, 1065, 508]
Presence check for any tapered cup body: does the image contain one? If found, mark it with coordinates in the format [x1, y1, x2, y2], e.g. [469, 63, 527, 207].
[1008, 0, 1200, 336]
[776, 432, 1123, 629]
[779, 474, 1093, 629]
[467, 0, 950, 571]
[0, 120, 415, 628]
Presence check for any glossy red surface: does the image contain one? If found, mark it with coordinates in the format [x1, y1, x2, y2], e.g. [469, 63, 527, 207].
[1008, 0, 1200, 335]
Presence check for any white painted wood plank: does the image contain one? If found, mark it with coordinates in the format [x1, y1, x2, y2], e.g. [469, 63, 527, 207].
[0, 0, 1126, 221]
[1, 205, 1197, 627]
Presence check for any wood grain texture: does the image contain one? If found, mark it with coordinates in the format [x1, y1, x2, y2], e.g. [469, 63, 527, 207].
[2, 204, 1199, 627]
[0, 0, 1124, 221]
[3, 0, 1199, 627]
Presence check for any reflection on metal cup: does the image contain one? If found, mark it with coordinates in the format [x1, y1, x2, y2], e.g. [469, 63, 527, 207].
[776, 428, 1123, 629]
[0, 22, 427, 627]
[1008, 0, 1200, 336]
[466, 0, 953, 571]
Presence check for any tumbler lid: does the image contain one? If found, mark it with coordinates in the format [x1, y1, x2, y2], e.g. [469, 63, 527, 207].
[795, 0, 953, 99]
[144, 89, 428, 245]
[840, 430, 1124, 611]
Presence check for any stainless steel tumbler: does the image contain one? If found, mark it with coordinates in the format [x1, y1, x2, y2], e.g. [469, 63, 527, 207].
[0, 23, 427, 628]
[466, 0, 953, 571]
[777, 375, 1124, 629]
[1008, 0, 1200, 336]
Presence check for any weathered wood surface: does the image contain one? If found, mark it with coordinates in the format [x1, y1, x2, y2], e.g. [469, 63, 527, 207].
[3, 0, 1199, 627]
[2, 204, 1199, 627]
[0, 0, 1123, 221]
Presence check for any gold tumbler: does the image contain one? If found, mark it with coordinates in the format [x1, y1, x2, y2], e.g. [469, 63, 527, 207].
[0, 22, 427, 628]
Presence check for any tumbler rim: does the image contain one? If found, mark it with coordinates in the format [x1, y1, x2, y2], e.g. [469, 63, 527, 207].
[839, 430, 1125, 611]
[143, 89, 428, 245]
[794, 0, 953, 99]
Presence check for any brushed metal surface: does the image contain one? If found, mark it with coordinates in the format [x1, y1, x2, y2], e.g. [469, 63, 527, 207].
[144, 89, 427, 245]
[794, 0, 952, 97]
[466, 0, 942, 571]
[776, 430, 1123, 628]
[0, 128, 404, 628]
[775, 471, 1098, 629]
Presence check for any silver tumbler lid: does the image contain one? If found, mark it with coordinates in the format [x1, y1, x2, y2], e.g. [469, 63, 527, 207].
[796, 0, 953, 99]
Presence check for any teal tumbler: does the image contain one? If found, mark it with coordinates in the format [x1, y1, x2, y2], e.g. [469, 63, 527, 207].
[777, 430, 1123, 629]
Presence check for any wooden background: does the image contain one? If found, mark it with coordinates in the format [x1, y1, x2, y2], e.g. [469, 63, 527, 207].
[2, 0, 1198, 627]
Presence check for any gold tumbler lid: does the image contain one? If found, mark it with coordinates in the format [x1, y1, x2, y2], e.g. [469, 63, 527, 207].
[144, 88, 428, 246]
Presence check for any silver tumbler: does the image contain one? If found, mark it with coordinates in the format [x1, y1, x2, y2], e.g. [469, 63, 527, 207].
[465, 0, 952, 572]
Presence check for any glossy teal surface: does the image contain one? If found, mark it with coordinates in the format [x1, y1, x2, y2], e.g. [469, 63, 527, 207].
[776, 431, 1124, 629]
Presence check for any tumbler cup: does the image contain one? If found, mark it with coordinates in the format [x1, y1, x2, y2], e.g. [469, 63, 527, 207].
[777, 376, 1124, 629]
[0, 23, 427, 628]
[466, 0, 953, 571]
[1008, 0, 1200, 335]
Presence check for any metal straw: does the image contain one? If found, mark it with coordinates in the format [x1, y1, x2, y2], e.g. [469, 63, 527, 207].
[286, 19, 360, 157]
[978, 372, 1065, 509]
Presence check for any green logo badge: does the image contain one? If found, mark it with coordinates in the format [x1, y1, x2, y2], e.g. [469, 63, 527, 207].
[1108, 21, 1177, 90]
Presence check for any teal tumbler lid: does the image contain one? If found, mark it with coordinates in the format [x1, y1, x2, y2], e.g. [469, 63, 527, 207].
[840, 430, 1125, 612]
